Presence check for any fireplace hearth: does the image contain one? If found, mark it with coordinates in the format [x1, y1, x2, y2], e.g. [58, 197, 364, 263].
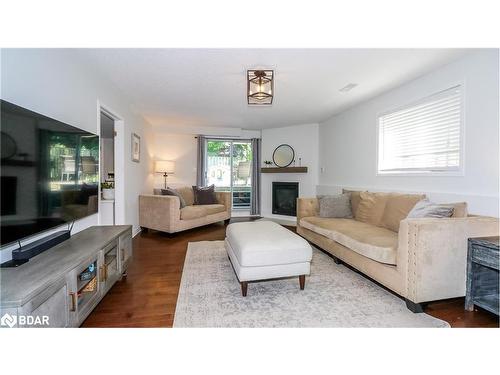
[272, 182, 299, 216]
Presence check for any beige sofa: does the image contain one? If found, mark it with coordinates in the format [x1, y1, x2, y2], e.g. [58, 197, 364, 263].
[296, 191, 499, 312]
[139, 187, 231, 234]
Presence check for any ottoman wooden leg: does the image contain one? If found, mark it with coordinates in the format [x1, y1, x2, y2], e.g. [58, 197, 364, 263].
[240, 281, 248, 297]
[299, 275, 305, 290]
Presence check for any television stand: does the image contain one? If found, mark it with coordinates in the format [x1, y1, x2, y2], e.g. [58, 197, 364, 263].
[0, 225, 132, 327]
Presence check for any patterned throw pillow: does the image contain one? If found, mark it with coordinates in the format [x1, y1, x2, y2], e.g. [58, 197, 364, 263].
[161, 188, 187, 208]
[318, 193, 353, 218]
[407, 199, 454, 218]
[192, 184, 217, 205]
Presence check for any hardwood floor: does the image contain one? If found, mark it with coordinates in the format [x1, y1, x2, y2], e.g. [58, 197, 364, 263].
[82, 220, 499, 328]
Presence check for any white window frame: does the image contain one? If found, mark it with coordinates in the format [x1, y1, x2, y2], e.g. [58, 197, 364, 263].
[376, 83, 465, 177]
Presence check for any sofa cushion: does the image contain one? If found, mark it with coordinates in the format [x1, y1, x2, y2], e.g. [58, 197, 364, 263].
[342, 189, 363, 216]
[180, 205, 207, 220]
[300, 216, 398, 265]
[203, 204, 226, 216]
[177, 186, 195, 206]
[355, 192, 390, 226]
[381, 193, 426, 232]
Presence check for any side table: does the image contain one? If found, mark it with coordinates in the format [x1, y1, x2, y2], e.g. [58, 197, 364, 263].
[465, 237, 499, 316]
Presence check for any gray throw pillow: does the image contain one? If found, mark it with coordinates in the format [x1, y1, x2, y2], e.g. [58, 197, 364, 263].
[406, 199, 454, 218]
[318, 193, 353, 218]
[192, 184, 217, 205]
[161, 188, 187, 208]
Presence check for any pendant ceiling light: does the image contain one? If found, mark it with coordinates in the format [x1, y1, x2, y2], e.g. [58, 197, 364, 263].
[247, 70, 274, 105]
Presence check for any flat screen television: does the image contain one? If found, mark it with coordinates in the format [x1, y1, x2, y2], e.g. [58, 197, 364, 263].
[1, 100, 99, 246]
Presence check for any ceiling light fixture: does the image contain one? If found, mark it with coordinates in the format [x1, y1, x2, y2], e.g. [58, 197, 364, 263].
[247, 70, 274, 105]
[339, 83, 358, 93]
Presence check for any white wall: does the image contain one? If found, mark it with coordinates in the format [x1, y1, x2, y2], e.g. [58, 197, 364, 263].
[1, 49, 154, 261]
[153, 133, 198, 188]
[318, 50, 499, 216]
[261, 123, 319, 220]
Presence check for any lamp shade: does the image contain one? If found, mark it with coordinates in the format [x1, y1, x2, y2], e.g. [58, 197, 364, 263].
[155, 160, 175, 174]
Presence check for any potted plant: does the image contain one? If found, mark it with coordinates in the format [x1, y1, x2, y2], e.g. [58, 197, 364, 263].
[101, 181, 115, 200]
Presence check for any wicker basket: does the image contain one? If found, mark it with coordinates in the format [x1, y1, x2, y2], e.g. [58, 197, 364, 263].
[82, 277, 97, 293]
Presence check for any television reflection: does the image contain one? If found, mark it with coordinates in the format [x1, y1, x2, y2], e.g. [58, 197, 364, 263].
[1, 100, 99, 245]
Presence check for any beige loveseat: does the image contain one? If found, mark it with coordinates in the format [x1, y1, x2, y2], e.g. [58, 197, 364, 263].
[139, 187, 231, 234]
[297, 191, 499, 312]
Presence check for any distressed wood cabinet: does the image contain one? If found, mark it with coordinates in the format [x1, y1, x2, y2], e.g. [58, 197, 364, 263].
[19, 277, 71, 328]
[100, 240, 121, 295]
[465, 237, 499, 316]
[119, 232, 133, 274]
[1, 225, 133, 328]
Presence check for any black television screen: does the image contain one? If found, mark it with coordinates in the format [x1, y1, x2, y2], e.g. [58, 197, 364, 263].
[1, 100, 99, 246]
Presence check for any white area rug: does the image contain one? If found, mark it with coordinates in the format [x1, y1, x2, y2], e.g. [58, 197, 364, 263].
[173, 241, 449, 328]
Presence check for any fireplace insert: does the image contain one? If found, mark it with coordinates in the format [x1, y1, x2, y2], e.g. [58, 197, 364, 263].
[272, 182, 299, 216]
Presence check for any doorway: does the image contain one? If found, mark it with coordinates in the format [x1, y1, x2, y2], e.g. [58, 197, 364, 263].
[99, 112, 115, 224]
[205, 139, 252, 211]
[98, 104, 125, 226]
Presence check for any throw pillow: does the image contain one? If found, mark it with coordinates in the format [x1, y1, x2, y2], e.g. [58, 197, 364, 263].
[380, 193, 426, 232]
[406, 199, 454, 218]
[318, 194, 353, 218]
[355, 192, 390, 226]
[176, 186, 195, 206]
[342, 189, 364, 217]
[451, 202, 468, 217]
[161, 188, 186, 208]
[192, 184, 217, 205]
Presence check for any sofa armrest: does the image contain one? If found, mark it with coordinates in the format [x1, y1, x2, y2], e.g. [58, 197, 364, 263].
[399, 216, 499, 303]
[297, 197, 319, 224]
[215, 191, 232, 214]
[139, 194, 180, 232]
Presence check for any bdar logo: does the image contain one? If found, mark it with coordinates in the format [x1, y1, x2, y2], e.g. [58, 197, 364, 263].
[1, 313, 17, 328]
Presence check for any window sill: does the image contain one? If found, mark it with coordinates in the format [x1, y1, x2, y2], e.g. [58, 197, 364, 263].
[377, 170, 464, 177]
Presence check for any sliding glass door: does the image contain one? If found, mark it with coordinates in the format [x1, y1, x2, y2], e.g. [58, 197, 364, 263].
[205, 139, 252, 210]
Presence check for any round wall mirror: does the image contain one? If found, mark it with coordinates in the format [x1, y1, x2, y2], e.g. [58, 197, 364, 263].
[272, 144, 295, 167]
[1, 132, 17, 160]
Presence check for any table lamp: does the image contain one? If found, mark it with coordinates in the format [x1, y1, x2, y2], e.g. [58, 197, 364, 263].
[155, 160, 175, 189]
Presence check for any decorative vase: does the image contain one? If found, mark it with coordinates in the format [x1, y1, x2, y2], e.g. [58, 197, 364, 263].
[102, 188, 115, 200]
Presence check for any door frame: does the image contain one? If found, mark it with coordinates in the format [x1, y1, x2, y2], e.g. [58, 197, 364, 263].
[204, 138, 252, 210]
[96, 101, 125, 225]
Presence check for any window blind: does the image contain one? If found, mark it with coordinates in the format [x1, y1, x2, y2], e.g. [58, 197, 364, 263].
[378, 85, 462, 174]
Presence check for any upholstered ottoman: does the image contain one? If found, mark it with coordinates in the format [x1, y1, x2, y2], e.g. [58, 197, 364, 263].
[225, 221, 313, 296]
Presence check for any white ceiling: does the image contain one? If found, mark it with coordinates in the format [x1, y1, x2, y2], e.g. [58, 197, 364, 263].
[78, 49, 469, 130]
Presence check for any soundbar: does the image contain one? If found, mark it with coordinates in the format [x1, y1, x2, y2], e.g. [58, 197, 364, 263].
[4, 230, 71, 267]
